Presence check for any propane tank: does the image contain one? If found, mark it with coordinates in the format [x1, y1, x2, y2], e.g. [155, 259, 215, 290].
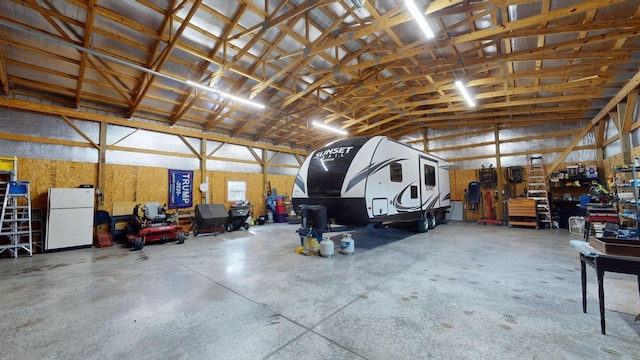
[340, 233, 354, 255]
[320, 234, 334, 258]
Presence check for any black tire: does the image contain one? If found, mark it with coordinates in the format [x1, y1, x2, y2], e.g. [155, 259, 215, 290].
[417, 214, 428, 233]
[427, 213, 436, 230]
[133, 237, 144, 251]
[225, 223, 233, 232]
[242, 223, 249, 230]
[177, 232, 185, 244]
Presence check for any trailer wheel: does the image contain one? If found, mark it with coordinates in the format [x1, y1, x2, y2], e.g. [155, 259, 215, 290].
[417, 215, 428, 233]
[242, 223, 249, 230]
[177, 232, 185, 244]
[225, 223, 233, 232]
[427, 214, 437, 230]
[133, 237, 144, 251]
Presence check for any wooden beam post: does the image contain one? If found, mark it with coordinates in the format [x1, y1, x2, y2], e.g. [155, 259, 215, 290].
[97, 121, 107, 210]
[422, 128, 429, 152]
[494, 124, 504, 220]
[262, 149, 269, 216]
[200, 139, 207, 204]
[615, 104, 631, 164]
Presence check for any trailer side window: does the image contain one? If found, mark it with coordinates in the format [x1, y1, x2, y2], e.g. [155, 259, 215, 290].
[390, 162, 403, 182]
[424, 164, 436, 186]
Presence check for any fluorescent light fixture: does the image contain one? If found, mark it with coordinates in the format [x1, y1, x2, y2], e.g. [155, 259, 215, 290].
[404, 0, 434, 39]
[186, 80, 265, 109]
[455, 80, 476, 107]
[312, 121, 348, 135]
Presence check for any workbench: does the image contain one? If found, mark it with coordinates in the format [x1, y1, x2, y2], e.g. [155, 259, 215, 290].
[569, 240, 640, 334]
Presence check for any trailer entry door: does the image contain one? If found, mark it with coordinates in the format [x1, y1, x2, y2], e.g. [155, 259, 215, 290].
[419, 157, 437, 210]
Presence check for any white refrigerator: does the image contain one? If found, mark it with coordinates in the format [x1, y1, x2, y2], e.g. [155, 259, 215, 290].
[45, 188, 95, 251]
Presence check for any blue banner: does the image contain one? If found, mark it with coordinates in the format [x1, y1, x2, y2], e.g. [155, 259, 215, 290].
[168, 169, 193, 209]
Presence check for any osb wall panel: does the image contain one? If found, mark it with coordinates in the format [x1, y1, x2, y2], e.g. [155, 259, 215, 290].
[18, 158, 97, 210]
[267, 174, 295, 198]
[206, 171, 264, 215]
[450, 162, 602, 222]
[604, 152, 626, 178]
[18, 150, 633, 224]
[104, 164, 195, 213]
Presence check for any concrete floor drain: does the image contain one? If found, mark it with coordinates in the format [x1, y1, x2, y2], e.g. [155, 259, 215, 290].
[601, 347, 622, 357]
[500, 324, 512, 331]
[441, 322, 454, 329]
[503, 314, 517, 324]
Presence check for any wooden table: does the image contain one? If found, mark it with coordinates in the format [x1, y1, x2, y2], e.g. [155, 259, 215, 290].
[570, 240, 640, 334]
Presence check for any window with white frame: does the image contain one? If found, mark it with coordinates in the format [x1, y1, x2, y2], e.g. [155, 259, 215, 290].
[227, 180, 247, 202]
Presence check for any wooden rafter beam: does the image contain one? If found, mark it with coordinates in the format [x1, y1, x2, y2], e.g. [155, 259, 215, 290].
[621, 89, 638, 134]
[130, 0, 203, 116]
[299, 25, 640, 80]
[17, 0, 133, 106]
[425, 0, 465, 14]
[170, 4, 248, 125]
[0, 38, 10, 95]
[208, 0, 328, 88]
[60, 115, 99, 149]
[75, 0, 97, 109]
[248, 9, 353, 100]
[547, 68, 640, 175]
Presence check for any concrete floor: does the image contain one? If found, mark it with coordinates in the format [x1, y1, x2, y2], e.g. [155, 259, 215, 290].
[1, 221, 639, 359]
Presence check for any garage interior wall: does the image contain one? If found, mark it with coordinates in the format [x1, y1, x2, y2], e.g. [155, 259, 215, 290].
[2, 98, 639, 223]
[0, 108, 298, 218]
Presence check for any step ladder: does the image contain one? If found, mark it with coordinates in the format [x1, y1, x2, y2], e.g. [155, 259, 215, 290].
[0, 181, 33, 258]
[527, 156, 552, 228]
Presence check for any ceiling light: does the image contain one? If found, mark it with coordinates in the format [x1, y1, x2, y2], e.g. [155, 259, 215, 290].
[455, 80, 476, 107]
[404, 0, 434, 39]
[312, 121, 348, 135]
[186, 80, 265, 109]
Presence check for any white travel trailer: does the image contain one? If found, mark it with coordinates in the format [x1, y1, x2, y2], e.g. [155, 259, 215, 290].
[292, 136, 450, 232]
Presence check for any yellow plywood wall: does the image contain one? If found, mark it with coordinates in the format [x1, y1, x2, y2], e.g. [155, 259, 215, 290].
[202, 171, 296, 217]
[104, 165, 205, 212]
[267, 174, 296, 198]
[449, 162, 606, 222]
[17, 148, 640, 225]
[19, 158, 97, 210]
[206, 171, 263, 212]
[16, 158, 296, 221]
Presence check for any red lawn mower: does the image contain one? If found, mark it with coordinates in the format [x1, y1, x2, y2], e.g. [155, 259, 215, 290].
[126, 202, 187, 251]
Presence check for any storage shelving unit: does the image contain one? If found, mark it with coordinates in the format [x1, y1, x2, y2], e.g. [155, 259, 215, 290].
[548, 177, 593, 229]
[613, 164, 640, 236]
